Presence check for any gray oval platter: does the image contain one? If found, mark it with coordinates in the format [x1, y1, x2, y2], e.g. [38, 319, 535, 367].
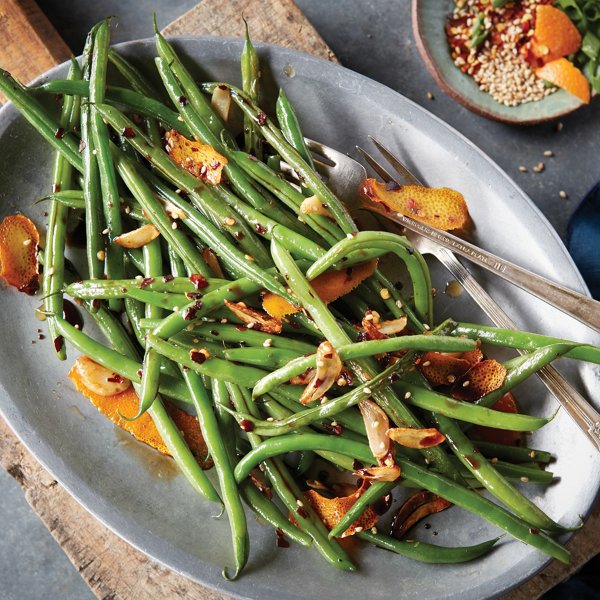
[0, 37, 599, 600]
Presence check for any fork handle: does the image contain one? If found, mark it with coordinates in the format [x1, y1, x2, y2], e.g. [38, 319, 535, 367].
[436, 246, 600, 451]
[372, 209, 600, 334]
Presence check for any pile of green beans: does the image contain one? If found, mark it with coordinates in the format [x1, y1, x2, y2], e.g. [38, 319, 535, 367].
[5, 16, 600, 581]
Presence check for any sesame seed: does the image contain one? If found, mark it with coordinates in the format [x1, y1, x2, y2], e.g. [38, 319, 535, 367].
[404, 391, 412, 399]
[447, 374, 456, 383]
[102, 228, 109, 235]
[532, 162, 545, 173]
[220, 318, 228, 324]
[426, 92, 434, 100]
[518, 165, 528, 173]
[363, 387, 372, 395]
[462, 380, 470, 387]
[92, 149, 98, 155]
[556, 122, 564, 132]
[337, 377, 347, 386]
[224, 216, 236, 226]
[529, 451, 536, 459]
[380, 288, 391, 300]
[177, 115, 184, 122]
[355, 526, 363, 532]
[263, 338, 273, 348]
[490, 457, 498, 464]
[543, 150, 553, 157]
[520, 476, 529, 483]
[346, 233, 354, 239]
[244, 254, 255, 262]
[22, 239, 31, 246]
[371, 527, 378, 534]
[171, 221, 178, 229]
[422, 361, 431, 367]
[395, 300, 403, 309]
[559, 190, 568, 199]
[46, 267, 54, 276]
[96, 250, 105, 261]
[423, 324, 430, 330]
[296, 499, 304, 507]
[266, 417, 274, 422]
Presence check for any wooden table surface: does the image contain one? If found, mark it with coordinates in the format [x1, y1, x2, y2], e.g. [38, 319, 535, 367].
[1, 0, 599, 598]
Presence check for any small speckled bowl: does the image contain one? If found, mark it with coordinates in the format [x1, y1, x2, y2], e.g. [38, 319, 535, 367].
[412, 0, 586, 124]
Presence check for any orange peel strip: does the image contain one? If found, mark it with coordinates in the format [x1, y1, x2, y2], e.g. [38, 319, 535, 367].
[68, 363, 211, 468]
[531, 5, 582, 64]
[536, 58, 590, 104]
[0, 214, 40, 294]
[165, 130, 228, 185]
[360, 178, 471, 231]
[470, 392, 522, 447]
[451, 359, 507, 402]
[304, 483, 379, 538]
[262, 259, 378, 319]
[392, 495, 452, 539]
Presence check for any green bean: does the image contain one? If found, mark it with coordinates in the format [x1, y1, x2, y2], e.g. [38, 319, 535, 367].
[232, 150, 341, 245]
[473, 441, 553, 465]
[394, 381, 549, 431]
[0, 70, 83, 172]
[154, 57, 303, 237]
[228, 384, 354, 569]
[252, 335, 475, 398]
[223, 347, 302, 368]
[453, 323, 600, 365]
[153, 19, 237, 148]
[181, 322, 316, 354]
[276, 88, 314, 170]
[35, 79, 192, 136]
[435, 414, 566, 532]
[137, 239, 164, 417]
[94, 104, 271, 267]
[456, 459, 555, 485]
[238, 480, 312, 546]
[113, 151, 211, 277]
[89, 20, 125, 297]
[238, 360, 404, 436]
[234, 433, 570, 563]
[241, 20, 262, 159]
[203, 82, 357, 235]
[182, 369, 248, 579]
[146, 334, 267, 386]
[357, 531, 501, 564]
[306, 231, 432, 324]
[44, 60, 81, 359]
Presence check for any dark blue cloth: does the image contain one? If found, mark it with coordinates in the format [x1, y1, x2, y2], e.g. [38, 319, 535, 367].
[541, 184, 600, 599]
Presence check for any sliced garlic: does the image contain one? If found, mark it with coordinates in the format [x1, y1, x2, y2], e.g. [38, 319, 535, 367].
[74, 356, 131, 396]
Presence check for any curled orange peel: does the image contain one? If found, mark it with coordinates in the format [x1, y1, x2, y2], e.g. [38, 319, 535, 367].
[68, 361, 212, 468]
[0, 214, 40, 294]
[262, 259, 378, 319]
[360, 179, 471, 231]
[165, 130, 228, 185]
[304, 482, 378, 538]
[451, 359, 507, 402]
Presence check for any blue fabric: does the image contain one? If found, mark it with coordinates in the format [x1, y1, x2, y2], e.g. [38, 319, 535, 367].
[541, 185, 600, 599]
[566, 181, 600, 300]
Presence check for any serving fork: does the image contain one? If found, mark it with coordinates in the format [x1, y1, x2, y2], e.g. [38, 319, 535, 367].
[299, 136, 600, 451]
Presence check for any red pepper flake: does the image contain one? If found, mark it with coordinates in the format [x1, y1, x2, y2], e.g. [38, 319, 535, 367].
[52, 183, 61, 193]
[257, 112, 267, 126]
[255, 224, 267, 234]
[275, 529, 290, 548]
[163, 274, 174, 282]
[54, 93, 63, 102]
[296, 506, 308, 518]
[189, 274, 208, 290]
[107, 374, 125, 383]
[122, 127, 136, 139]
[235, 325, 246, 332]
[54, 336, 64, 352]
[240, 419, 255, 432]
[178, 95, 187, 107]
[182, 300, 203, 321]
[54, 128, 65, 139]
[189, 348, 208, 364]
[139, 277, 154, 288]
[235, 231, 245, 240]
[322, 421, 343, 436]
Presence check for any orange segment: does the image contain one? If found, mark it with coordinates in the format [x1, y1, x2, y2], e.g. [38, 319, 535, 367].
[68, 363, 212, 468]
[536, 58, 590, 104]
[165, 130, 228, 185]
[532, 5, 581, 64]
[262, 259, 378, 319]
[360, 179, 471, 231]
[0, 214, 39, 294]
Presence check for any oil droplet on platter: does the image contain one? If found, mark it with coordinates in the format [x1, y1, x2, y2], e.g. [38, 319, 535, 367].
[445, 280, 463, 298]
